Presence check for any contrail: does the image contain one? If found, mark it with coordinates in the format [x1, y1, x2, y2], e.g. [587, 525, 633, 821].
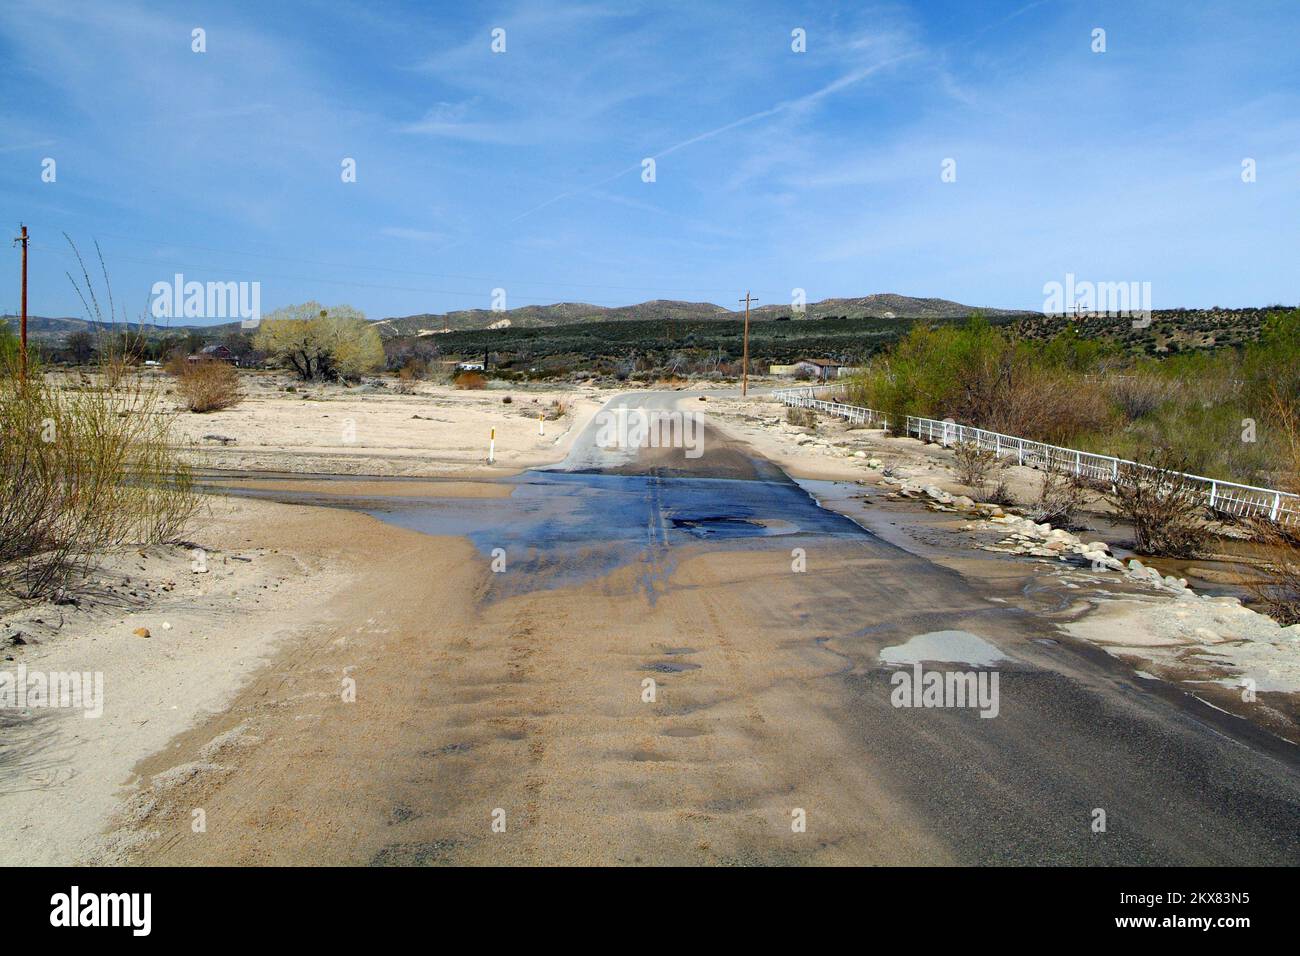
[509, 52, 917, 224]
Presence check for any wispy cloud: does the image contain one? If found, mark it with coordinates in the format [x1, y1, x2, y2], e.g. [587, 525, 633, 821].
[2, 0, 1298, 319]
[380, 226, 447, 242]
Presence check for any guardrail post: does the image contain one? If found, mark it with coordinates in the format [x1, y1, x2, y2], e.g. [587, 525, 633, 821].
[1272, 491, 1282, 521]
[1209, 481, 1217, 509]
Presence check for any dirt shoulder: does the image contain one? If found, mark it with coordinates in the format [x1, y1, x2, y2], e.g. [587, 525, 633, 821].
[0, 495, 408, 865]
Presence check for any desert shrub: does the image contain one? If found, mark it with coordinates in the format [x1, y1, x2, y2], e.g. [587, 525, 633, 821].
[454, 372, 486, 390]
[953, 440, 996, 489]
[393, 359, 426, 395]
[1107, 449, 1209, 556]
[986, 476, 1017, 507]
[163, 351, 189, 377]
[399, 356, 428, 380]
[0, 354, 198, 598]
[1108, 374, 1172, 422]
[174, 358, 242, 413]
[1245, 522, 1300, 625]
[1027, 464, 1091, 528]
[786, 406, 816, 428]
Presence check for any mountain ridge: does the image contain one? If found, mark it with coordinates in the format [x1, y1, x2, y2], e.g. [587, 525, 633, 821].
[6, 293, 1034, 342]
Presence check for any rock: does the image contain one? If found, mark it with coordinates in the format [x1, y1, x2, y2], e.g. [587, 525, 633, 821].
[952, 495, 976, 510]
[133, 627, 151, 638]
[923, 485, 952, 503]
[866, 458, 883, 468]
[201, 434, 236, 445]
[1084, 541, 1110, 553]
[853, 451, 867, 458]
[162, 622, 172, 631]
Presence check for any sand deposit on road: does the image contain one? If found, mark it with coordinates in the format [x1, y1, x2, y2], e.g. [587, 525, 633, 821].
[0, 496, 366, 865]
[166, 374, 607, 477]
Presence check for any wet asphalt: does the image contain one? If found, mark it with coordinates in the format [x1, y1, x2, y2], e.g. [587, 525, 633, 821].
[209, 390, 1300, 864]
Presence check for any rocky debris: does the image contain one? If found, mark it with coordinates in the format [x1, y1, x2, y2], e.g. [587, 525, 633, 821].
[1124, 559, 1191, 595]
[880, 477, 1170, 582]
[982, 512, 1130, 572]
[201, 434, 236, 445]
[133, 627, 151, 638]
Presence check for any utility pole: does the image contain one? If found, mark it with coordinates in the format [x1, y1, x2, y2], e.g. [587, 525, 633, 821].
[738, 291, 757, 397]
[13, 224, 28, 378]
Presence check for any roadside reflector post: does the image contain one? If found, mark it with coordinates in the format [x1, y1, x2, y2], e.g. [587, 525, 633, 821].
[489, 427, 496, 464]
[539, 413, 544, 436]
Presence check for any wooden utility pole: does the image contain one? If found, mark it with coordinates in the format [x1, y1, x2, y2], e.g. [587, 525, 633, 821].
[13, 224, 28, 378]
[738, 291, 757, 397]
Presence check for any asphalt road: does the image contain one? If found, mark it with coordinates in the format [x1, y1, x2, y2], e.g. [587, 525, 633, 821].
[121, 391, 1300, 865]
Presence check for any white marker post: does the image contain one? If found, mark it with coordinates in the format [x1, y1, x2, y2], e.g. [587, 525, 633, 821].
[489, 427, 496, 464]
[538, 413, 545, 437]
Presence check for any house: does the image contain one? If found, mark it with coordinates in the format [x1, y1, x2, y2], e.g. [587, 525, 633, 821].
[456, 360, 485, 371]
[788, 358, 849, 382]
[187, 343, 238, 365]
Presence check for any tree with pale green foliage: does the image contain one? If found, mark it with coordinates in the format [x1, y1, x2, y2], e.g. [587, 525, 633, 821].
[253, 302, 384, 381]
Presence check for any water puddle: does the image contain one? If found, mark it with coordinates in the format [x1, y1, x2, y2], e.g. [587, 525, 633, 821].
[209, 469, 876, 602]
[880, 630, 1010, 667]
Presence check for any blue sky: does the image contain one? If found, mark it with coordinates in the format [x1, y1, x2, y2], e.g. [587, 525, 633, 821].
[1, 0, 1298, 324]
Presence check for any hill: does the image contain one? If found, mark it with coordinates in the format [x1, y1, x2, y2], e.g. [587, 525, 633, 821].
[374, 293, 1029, 337]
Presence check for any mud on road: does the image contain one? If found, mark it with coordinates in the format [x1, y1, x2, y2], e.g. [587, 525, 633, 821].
[101, 393, 1300, 865]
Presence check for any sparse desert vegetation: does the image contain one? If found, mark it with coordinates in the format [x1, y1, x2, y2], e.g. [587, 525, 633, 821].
[172, 357, 243, 413]
[0, 329, 196, 599]
[847, 309, 1300, 491]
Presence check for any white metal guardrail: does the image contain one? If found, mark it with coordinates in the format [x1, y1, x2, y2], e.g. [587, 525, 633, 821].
[772, 384, 1300, 527]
